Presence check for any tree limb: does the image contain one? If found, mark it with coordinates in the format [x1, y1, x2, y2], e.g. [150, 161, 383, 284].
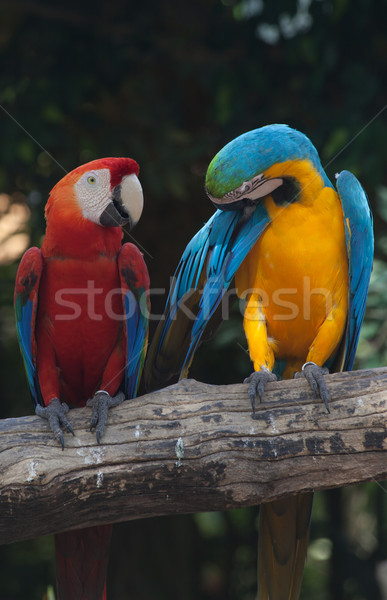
[1, 367, 387, 545]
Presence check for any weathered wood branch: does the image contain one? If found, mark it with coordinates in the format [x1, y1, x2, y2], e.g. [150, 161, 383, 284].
[1, 367, 387, 545]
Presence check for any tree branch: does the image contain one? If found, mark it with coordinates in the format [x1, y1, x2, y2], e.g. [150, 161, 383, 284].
[1, 367, 387, 545]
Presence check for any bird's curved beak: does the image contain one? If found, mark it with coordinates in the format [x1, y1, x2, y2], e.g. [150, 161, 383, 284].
[207, 174, 283, 211]
[100, 174, 144, 229]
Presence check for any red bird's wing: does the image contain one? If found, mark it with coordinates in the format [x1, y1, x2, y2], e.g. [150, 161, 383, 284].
[118, 243, 150, 399]
[14, 247, 44, 406]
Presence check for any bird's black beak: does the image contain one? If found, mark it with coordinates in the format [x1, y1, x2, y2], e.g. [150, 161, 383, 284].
[100, 184, 132, 228]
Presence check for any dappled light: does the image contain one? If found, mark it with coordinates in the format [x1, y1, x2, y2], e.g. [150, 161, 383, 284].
[0, 193, 30, 264]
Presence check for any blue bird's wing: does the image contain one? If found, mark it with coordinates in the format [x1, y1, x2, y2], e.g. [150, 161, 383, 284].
[336, 170, 374, 370]
[14, 247, 44, 406]
[118, 243, 150, 399]
[145, 204, 271, 391]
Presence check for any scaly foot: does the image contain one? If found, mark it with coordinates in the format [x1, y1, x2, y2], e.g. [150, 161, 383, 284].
[294, 361, 330, 412]
[87, 390, 125, 444]
[35, 398, 74, 450]
[244, 367, 277, 412]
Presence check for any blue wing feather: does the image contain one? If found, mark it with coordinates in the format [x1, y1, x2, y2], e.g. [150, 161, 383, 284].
[14, 247, 44, 406]
[157, 205, 271, 378]
[118, 244, 150, 399]
[123, 290, 148, 398]
[336, 170, 374, 370]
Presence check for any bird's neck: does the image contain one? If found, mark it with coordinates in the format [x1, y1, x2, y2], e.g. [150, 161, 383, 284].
[41, 211, 123, 260]
[265, 159, 330, 206]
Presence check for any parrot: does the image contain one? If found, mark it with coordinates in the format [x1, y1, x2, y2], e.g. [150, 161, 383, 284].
[144, 124, 374, 599]
[14, 157, 150, 600]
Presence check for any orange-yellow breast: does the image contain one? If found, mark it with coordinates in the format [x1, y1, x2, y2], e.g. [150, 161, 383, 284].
[236, 185, 349, 367]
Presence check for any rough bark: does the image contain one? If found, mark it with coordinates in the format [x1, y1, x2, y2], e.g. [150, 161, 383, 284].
[1, 367, 387, 545]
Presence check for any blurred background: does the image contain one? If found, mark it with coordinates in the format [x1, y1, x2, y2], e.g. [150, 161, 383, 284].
[0, 0, 386, 598]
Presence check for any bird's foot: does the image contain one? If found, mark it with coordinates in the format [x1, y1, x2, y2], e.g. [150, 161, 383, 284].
[35, 398, 74, 450]
[244, 367, 277, 412]
[294, 361, 330, 412]
[87, 390, 125, 444]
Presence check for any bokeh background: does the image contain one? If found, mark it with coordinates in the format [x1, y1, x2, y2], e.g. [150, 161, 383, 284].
[1, 0, 387, 598]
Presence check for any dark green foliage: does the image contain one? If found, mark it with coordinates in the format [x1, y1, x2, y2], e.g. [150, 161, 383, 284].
[0, 1, 386, 598]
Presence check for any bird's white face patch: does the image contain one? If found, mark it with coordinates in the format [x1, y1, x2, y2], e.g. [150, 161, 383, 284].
[208, 173, 284, 207]
[74, 168, 112, 224]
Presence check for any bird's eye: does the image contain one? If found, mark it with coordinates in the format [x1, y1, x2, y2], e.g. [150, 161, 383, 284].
[87, 175, 97, 185]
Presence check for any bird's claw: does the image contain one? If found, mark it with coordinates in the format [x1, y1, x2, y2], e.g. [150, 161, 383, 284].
[87, 390, 125, 444]
[294, 361, 330, 412]
[35, 398, 74, 450]
[244, 368, 277, 412]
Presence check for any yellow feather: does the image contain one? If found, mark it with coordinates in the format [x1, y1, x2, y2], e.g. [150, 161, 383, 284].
[236, 161, 349, 373]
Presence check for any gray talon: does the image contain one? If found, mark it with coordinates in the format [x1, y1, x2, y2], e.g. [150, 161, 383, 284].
[35, 397, 74, 450]
[295, 362, 330, 412]
[87, 390, 125, 443]
[244, 369, 277, 412]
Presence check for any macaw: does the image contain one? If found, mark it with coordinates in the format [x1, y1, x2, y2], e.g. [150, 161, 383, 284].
[144, 124, 373, 599]
[14, 157, 149, 600]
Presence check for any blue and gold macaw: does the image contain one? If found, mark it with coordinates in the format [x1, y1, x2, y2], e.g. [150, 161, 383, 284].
[145, 124, 374, 599]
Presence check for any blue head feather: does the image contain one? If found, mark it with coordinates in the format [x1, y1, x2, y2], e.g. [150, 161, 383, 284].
[206, 124, 332, 198]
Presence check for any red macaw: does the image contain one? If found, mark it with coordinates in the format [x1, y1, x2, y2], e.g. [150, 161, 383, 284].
[14, 157, 149, 600]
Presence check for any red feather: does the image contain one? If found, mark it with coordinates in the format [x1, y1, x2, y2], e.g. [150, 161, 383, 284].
[55, 526, 112, 600]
